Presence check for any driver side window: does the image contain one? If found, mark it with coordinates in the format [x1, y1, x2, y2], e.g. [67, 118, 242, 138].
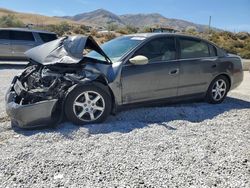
[134, 37, 176, 63]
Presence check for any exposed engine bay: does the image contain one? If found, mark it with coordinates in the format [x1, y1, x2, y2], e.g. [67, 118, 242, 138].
[14, 63, 86, 105]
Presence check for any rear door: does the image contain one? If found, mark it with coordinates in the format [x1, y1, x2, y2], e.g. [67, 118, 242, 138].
[121, 36, 180, 104]
[177, 37, 219, 96]
[0, 30, 12, 57]
[10, 30, 36, 57]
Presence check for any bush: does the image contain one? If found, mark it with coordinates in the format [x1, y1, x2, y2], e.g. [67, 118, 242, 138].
[0, 14, 24, 27]
[90, 29, 98, 37]
[116, 28, 129, 35]
[42, 21, 72, 36]
[57, 21, 72, 36]
[185, 26, 198, 34]
[141, 27, 152, 33]
[103, 32, 116, 41]
[236, 32, 250, 40]
[125, 25, 138, 34]
[94, 32, 116, 43]
[106, 23, 118, 31]
[72, 26, 86, 35]
[116, 25, 138, 34]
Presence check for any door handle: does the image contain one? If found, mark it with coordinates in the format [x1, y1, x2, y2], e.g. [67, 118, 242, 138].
[212, 64, 217, 68]
[169, 69, 179, 75]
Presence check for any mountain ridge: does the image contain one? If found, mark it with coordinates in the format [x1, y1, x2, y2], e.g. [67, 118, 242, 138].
[62, 9, 210, 31]
[0, 7, 211, 32]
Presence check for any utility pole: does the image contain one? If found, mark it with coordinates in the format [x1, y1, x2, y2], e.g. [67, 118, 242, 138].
[208, 16, 212, 33]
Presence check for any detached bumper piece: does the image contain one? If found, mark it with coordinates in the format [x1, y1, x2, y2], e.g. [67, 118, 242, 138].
[5, 79, 59, 128]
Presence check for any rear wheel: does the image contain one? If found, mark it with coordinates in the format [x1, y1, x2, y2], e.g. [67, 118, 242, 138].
[64, 84, 112, 125]
[206, 76, 229, 104]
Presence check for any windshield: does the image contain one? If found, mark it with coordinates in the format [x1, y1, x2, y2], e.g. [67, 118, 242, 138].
[87, 36, 145, 62]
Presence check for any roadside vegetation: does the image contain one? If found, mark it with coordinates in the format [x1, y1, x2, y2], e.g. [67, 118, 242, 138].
[0, 14, 250, 59]
[0, 14, 24, 27]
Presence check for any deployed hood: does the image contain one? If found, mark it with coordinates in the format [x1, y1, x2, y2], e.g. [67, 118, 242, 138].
[25, 35, 112, 65]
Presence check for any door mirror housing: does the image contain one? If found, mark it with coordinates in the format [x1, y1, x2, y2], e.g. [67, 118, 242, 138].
[129, 55, 149, 65]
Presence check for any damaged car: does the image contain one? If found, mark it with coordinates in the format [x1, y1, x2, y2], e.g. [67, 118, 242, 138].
[5, 33, 243, 128]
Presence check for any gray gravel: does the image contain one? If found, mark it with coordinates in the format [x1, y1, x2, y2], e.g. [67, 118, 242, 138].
[0, 66, 249, 188]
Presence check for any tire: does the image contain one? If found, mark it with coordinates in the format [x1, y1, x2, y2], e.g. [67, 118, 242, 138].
[64, 83, 112, 125]
[206, 75, 230, 104]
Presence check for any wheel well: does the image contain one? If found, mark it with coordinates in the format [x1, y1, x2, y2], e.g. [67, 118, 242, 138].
[95, 76, 108, 86]
[215, 74, 231, 90]
[94, 76, 116, 113]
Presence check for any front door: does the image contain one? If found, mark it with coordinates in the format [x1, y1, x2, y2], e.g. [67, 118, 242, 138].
[121, 37, 180, 104]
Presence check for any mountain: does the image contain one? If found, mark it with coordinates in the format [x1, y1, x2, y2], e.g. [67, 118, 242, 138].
[63, 9, 209, 31]
[0, 7, 210, 32]
[120, 13, 207, 31]
[62, 9, 125, 27]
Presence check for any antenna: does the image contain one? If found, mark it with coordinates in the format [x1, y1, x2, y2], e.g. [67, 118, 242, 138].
[208, 16, 212, 33]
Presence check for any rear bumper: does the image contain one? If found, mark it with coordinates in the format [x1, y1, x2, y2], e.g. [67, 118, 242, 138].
[5, 82, 59, 128]
[231, 69, 244, 90]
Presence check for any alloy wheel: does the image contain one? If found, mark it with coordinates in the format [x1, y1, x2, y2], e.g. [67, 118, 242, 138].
[211, 79, 227, 101]
[73, 91, 105, 122]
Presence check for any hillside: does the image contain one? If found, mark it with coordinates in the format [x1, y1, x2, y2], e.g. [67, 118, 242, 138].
[0, 8, 78, 26]
[63, 9, 124, 27]
[120, 13, 207, 31]
[0, 7, 213, 32]
[62, 9, 209, 31]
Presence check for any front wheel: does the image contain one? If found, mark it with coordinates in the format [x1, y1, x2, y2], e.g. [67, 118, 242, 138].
[206, 76, 230, 104]
[64, 84, 112, 125]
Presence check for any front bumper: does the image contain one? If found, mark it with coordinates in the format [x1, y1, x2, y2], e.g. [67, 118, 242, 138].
[5, 80, 59, 128]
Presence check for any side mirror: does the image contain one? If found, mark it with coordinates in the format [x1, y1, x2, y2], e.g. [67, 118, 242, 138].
[129, 55, 149, 65]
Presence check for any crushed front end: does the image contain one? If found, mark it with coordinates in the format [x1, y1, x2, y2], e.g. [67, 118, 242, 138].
[5, 63, 88, 128]
[5, 35, 113, 128]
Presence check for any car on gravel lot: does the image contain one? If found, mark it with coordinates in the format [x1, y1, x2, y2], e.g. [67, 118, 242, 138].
[5, 33, 243, 128]
[0, 28, 57, 59]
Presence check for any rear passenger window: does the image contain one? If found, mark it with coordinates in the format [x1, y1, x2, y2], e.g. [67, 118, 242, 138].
[39, 33, 57, 42]
[208, 44, 217, 56]
[0, 30, 9, 40]
[10, 31, 35, 41]
[180, 38, 209, 59]
[135, 37, 176, 63]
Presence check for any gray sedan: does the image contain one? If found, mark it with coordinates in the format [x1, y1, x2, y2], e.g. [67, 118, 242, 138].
[5, 33, 243, 128]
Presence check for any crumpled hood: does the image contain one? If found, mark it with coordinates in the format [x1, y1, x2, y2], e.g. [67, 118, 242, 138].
[25, 35, 112, 65]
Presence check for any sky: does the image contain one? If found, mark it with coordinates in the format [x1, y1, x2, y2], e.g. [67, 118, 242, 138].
[0, 0, 249, 32]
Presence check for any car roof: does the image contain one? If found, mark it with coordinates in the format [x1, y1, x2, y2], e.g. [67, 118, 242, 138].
[125, 32, 219, 47]
[126, 32, 207, 40]
[0, 27, 56, 34]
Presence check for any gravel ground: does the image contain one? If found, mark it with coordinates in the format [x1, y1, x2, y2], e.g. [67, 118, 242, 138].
[242, 59, 250, 71]
[0, 66, 249, 188]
